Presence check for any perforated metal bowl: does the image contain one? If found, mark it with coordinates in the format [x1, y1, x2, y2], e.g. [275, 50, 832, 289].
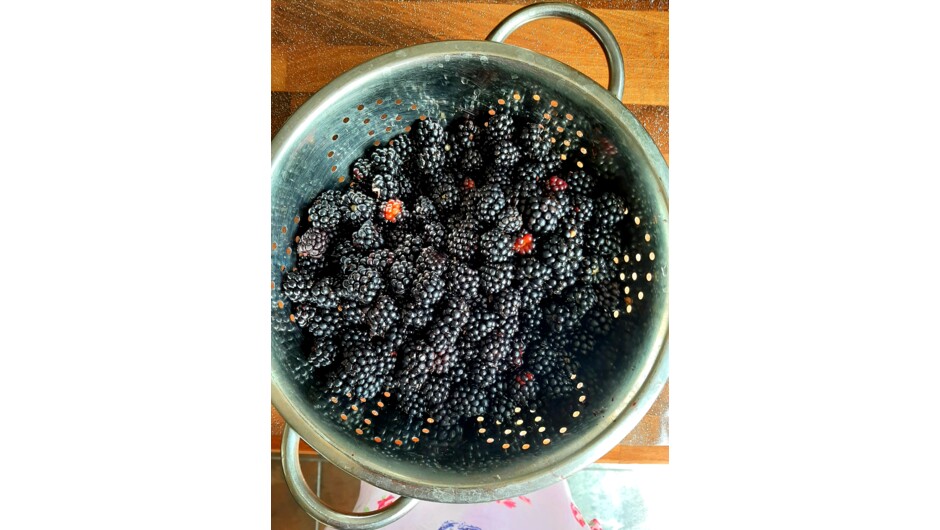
[271, 3, 668, 529]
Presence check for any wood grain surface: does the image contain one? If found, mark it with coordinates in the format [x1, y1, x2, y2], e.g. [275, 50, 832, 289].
[271, 0, 669, 464]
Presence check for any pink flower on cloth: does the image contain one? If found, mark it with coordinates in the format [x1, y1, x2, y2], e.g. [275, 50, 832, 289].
[519, 495, 532, 505]
[570, 501, 586, 527]
[495, 498, 517, 508]
[589, 518, 603, 530]
[376, 495, 397, 510]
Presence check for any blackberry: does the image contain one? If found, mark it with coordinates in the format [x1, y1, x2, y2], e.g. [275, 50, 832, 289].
[412, 196, 439, 224]
[431, 183, 460, 214]
[423, 220, 446, 248]
[427, 328, 459, 374]
[484, 165, 513, 190]
[519, 123, 552, 162]
[401, 302, 435, 331]
[282, 269, 321, 304]
[473, 185, 507, 224]
[341, 266, 383, 304]
[446, 261, 480, 300]
[351, 157, 373, 186]
[526, 195, 562, 235]
[309, 338, 339, 368]
[494, 288, 522, 320]
[367, 295, 399, 337]
[545, 303, 578, 333]
[307, 190, 343, 233]
[495, 206, 523, 233]
[388, 133, 415, 159]
[296, 228, 330, 260]
[546, 175, 568, 192]
[440, 297, 471, 330]
[580, 255, 613, 284]
[370, 172, 401, 200]
[341, 190, 376, 225]
[479, 229, 513, 263]
[379, 198, 404, 224]
[464, 309, 498, 343]
[415, 146, 446, 174]
[411, 119, 446, 148]
[571, 194, 595, 225]
[415, 246, 448, 276]
[459, 149, 483, 174]
[585, 226, 621, 258]
[479, 331, 511, 363]
[508, 369, 539, 408]
[594, 192, 625, 227]
[540, 235, 583, 294]
[565, 168, 596, 195]
[491, 140, 521, 168]
[512, 232, 535, 255]
[445, 220, 479, 261]
[352, 220, 383, 250]
[480, 262, 513, 295]
[447, 384, 491, 419]
[385, 260, 414, 295]
[453, 116, 480, 152]
[411, 269, 445, 307]
[483, 113, 514, 145]
[294, 304, 340, 338]
[370, 147, 401, 175]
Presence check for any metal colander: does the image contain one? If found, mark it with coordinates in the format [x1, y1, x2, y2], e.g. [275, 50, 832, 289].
[271, 3, 668, 529]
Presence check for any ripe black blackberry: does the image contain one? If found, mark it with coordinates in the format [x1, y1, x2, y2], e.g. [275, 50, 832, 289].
[294, 304, 341, 338]
[571, 194, 595, 225]
[415, 246, 448, 276]
[352, 220, 383, 250]
[585, 225, 621, 258]
[370, 172, 401, 200]
[415, 146, 446, 174]
[479, 331, 511, 364]
[479, 262, 513, 295]
[412, 195, 438, 224]
[459, 149, 483, 174]
[282, 268, 320, 304]
[307, 190, 343, 233]
[464, 309, 498, 344]
[367, 295, 399, 337]
[491, 140, 521, 168]
[473, 184, 507, 225]
[351, 157, 373, 186]
[483, 113, 514, 146]
[423, 220, 446, 249]
[507, 369, 539, 408]
[431, 182, 460, 214]
[411, 269, 445, 308]
[540, 235, 583, 294]
[494, 288, 523, 320]
[446, 261, 480, 300]
[388, 133, 415, 159]
[341, 190, 376, 225]
[565, 168, 596, 195]
[296, 228, 330, 260]
[340, 265, 383, 304]
[494, 206, 523, 234]
[446, 384, 490, 419]
[370, 147, 402, 175]
[385, 259, 414, 297]
[309, 338, 339, 368]
[580, 255, 613, 285]
[479, 230, 513, 263]
[453, 115, 480, 152]
[445, 219, 479, 261]
[411, 119, 446, 148]
[519, 123, 552, 162]
[594, 192, 626, 227]
[526, 195, 562, 235]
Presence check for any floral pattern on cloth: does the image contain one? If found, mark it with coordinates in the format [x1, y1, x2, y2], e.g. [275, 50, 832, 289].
[337, 480, 602, 530]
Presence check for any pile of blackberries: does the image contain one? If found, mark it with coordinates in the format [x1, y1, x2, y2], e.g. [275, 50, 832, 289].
[281, 108, 631, 441]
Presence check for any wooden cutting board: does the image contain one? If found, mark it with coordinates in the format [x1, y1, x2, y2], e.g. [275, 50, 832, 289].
[271, 0, 669, 464]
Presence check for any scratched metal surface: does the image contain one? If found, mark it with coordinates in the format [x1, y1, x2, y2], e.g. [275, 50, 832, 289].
[271, 0, 669, 450]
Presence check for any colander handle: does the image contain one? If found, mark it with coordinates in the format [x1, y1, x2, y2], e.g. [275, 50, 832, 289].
[486, 2, 626, 101]
[281, 425, 420, 530]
